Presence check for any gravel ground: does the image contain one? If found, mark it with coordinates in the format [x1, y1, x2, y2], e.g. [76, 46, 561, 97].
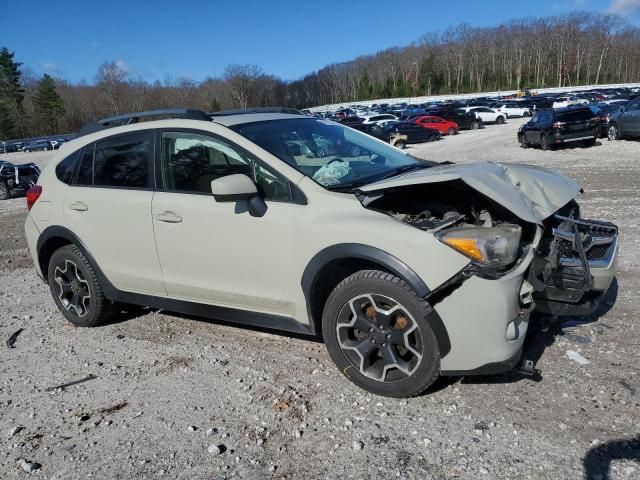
[1, 121, 639, 479]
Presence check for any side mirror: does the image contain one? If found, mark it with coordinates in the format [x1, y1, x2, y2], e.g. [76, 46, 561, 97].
[210, 174, 267, 217]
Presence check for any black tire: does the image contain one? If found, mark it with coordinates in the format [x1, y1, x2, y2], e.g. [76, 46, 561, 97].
[447, 127, 456, 136]
[540, 134, 550, 151]
[470, 121, 479, 130]
[47, 245, 116, 327]
[24, 148, 30, 153]
[322, 270, 440, 398]
[519, 134, 529, 149]
[496, 115, 505, 124]
[608, 123, 620, 141]
[393, 140, 406, 149]
[584, 137, 596, 147]
[0, 181, 10, 200]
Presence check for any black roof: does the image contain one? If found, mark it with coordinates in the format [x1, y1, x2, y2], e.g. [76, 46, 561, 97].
[78, 109, 211, 137]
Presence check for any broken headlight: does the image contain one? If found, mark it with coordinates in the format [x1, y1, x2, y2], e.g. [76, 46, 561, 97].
[437, 225, 522, 267]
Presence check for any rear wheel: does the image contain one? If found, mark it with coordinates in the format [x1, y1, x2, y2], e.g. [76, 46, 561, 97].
[322, 270, 440, 397]
[540, 134, 550, 151]
[393, 140, 406, 149]
[584, 137, 596, 147]
[608, 124, 620, 141]
[470, 121, 480, 130]
[47, 245, 117, 327]
[0, 182, 10, 200]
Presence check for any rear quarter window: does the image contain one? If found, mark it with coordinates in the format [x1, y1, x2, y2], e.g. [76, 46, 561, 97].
[55, 150, 80, 184]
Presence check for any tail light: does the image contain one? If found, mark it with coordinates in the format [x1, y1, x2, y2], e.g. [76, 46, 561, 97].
[26, 185, 42, 211]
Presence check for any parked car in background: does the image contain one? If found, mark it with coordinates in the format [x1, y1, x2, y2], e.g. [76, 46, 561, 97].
[493, 102, 531, 118]
[350, 123, 409, 149]
[23, 139, 53, 152]
[589, 103, 617, 138]
[552, 96, 584, 109]
[411, 116, 458, 135]
[518, 107, 597, 150]
[382, 121, 441, 144]
[607, 97, 640, 141]
[0, 161, 41, 200]
[431, 109, 483, 130]
[462, 107, 506, 124]
[359, 113, 398, 126]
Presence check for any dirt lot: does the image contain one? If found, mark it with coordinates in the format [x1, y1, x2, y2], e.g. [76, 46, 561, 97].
[1, 120, 639, 479]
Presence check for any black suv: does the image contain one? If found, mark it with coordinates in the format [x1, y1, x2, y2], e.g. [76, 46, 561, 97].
[518, 107, 597, 150]
[428, 108, 483, 130]
[0, 161, 41, 200]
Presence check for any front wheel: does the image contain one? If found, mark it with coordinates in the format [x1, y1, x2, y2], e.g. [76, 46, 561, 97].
[47, 245, 117, 327]
[470, 121, 479, 130]
[322, 270, 440, 397]
[0, 182, 10, 200]
[496, 116, 505, 124]
[393, 140, 406, 149]
[447, 127, 456, 136]
[519, 134, 529, 149]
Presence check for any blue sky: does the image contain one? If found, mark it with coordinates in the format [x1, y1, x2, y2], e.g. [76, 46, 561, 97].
[3, 0, 640, 83]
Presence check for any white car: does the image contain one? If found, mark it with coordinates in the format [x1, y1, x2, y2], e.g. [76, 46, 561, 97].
[552, 96, 585, 109]
[24, 108, 619, 398]
[493, 103, 531, 118]
[359, 113, 398, 126]
[462, 107, 506, 124]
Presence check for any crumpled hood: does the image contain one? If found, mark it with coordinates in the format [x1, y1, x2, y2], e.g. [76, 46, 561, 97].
[358, 161, 581, 224]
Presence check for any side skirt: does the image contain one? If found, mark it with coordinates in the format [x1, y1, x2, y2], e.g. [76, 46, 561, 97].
[111, 289, 314, 337]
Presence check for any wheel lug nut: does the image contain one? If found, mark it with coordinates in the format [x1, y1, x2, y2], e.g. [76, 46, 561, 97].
[386, 334, 391, 339]
[369, 327, 375, 333]
[370, 339, 376, 344]
[382, 343, 388, 348]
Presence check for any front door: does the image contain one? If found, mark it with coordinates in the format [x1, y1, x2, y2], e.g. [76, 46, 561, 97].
[151, 130, 303, 316]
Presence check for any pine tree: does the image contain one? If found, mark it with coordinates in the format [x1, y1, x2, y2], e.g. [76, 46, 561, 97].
[33, 74, 66, 134]
[0, 47, 25, 138]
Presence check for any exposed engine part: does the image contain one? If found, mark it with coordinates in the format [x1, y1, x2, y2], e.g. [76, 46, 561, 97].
[391, 209, 465, 232]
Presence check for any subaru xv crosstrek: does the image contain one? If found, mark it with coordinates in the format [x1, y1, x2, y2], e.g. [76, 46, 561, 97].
[25, 108, 619, 397]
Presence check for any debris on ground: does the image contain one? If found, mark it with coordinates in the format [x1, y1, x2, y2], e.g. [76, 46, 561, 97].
[17, 458, 41, 473]
[97, 401, 128, 415]
[6, 327, 24, 348]
[45, 374, 97, 391]
[566, 350, 591, 365]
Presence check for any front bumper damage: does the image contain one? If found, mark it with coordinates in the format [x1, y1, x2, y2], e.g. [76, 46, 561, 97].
[529, 214, 619, 316]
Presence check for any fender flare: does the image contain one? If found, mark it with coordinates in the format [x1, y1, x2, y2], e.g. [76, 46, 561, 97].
[301, 243, 451, 357]
[36, 225, 119, 299]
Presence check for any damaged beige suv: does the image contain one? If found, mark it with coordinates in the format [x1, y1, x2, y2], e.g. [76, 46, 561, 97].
[25, 108, 619, 397]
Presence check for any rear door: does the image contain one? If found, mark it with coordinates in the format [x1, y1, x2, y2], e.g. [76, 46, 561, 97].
[63, 131, 165, 296]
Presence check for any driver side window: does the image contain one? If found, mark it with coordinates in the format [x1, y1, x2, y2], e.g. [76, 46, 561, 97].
[160, 131, 292, 201]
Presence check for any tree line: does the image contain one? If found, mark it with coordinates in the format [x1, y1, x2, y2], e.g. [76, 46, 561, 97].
[1, 12, 640, 139]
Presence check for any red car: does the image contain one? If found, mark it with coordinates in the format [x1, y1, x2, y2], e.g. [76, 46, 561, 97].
[412, 116, 459, 135]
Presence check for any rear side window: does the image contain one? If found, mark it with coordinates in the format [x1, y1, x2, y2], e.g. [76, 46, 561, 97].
[94, 132, 153, 189]
[55, 150, 80, 184]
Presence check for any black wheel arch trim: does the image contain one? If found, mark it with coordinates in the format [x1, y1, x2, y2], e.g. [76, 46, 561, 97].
[301, 243, 451, 357]
[36, 225, 313, 336]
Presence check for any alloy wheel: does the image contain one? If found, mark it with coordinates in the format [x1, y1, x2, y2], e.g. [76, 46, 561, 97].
[54, 259, 91, 317]
[608, 125, 618, 141]
[336, 294, 423, 383]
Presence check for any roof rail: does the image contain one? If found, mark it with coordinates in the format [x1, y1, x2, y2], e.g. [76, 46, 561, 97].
[209, 107, 302, 117]
[78, 109, 211, 136]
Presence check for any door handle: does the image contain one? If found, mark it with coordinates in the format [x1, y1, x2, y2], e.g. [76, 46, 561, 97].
[70, 201, 88, 212]
[155, 211, 182, 223]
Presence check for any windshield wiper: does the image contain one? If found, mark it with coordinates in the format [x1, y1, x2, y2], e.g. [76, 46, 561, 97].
[378, 163, 430, 181]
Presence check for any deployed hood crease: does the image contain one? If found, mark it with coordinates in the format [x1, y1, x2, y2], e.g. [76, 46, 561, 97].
[357, 161, 580, 224]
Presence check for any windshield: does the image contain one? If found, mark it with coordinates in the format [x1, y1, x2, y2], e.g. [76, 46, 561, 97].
[232, 118, 432, 190]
